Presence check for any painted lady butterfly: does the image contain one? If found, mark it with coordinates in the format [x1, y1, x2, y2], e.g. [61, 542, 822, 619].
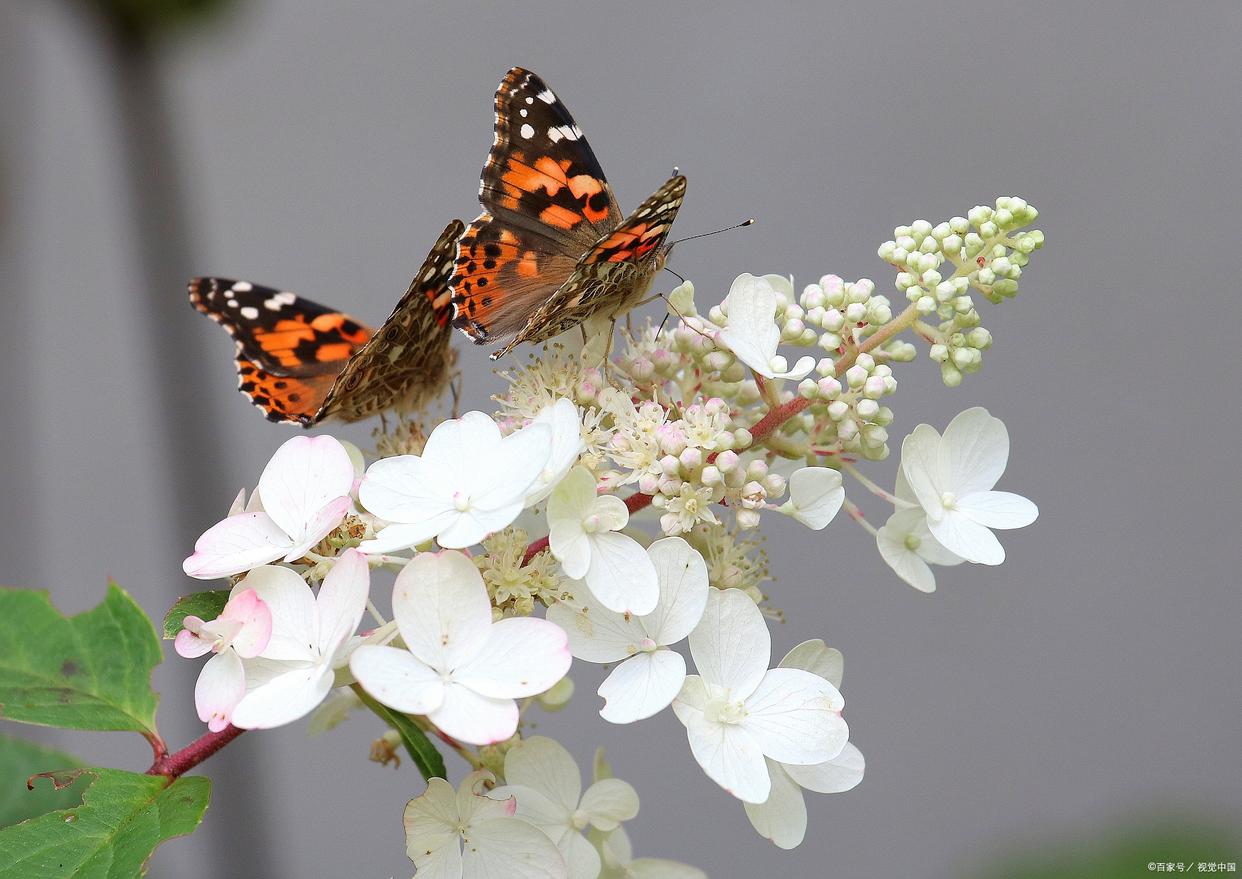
[451, 67, 687, 359]
[189, 219, 463, 426]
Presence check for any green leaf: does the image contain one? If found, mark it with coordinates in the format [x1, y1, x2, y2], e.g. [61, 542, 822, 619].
[161, 590, 230, 640]
[0, 768, 209, 878]
[0, 585, 162, 736]
[0, 734, 86, 827]
[353, 687, 447, 782]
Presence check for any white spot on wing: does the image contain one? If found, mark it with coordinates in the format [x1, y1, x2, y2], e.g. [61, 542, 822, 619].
[519, 108, 528, 117]
[227, 299, 238, 308]
[240, 306, 259, 320]
[520, 123, 535, 139]
[232, 281, 253, 292]
[537, 89, 556, 104]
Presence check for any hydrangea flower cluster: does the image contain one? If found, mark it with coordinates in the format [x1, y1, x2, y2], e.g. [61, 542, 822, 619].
[171, 196, 1044, 877]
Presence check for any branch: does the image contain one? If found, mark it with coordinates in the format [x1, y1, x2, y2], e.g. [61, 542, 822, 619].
[146, 725, 246, 778]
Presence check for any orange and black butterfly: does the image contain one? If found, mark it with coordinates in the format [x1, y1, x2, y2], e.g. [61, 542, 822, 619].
[190, 220, 463, 426]
[450, 67, 686, 360]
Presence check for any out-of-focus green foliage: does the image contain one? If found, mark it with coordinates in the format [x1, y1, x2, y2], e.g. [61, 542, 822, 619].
[79, 0, 238, 38]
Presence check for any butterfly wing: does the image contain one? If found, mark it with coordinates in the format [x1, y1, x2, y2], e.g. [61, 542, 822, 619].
[451, 67, 622, 345]
[314, 220, 463, 423]
[189, 278, 372, 424]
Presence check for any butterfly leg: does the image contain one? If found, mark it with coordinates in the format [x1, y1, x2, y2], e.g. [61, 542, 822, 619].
[449, 370, 463, 419]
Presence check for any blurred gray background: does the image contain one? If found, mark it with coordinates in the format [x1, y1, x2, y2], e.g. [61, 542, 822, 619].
[2, 1, 1240, 876]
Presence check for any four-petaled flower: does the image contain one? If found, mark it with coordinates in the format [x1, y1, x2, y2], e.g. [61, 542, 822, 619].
[672, 589, 849, 803]
[360, 411, 553, 552]
[875, 468, 964, 592]
[548, 466, 658, 615]
[350, 550, 571, 744]
[174, 588, 272, 732]
[717, 273, 815, 380]
[183, 435, 356, 579]
[899, 407, 1038, 565]
[780, 467, 845, 530]
[548, 537, 708, 723]
[404, 769, 567, 879]
[492, 736, 639, 879]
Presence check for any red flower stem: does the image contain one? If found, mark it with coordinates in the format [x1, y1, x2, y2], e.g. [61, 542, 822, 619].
[146, 724, 246, 778]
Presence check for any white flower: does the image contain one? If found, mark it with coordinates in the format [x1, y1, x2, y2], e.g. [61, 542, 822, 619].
[547, 537, 708, 723]
[596, 827, 707, 879]
[228, 549, 370, 729]
[359, 411, 553, 552]
[672, 589, 848, 803]
[183, 435, 355, 579]
[899, 407, 1038, 564]
[875, 469, 964, 592]
[548, 466, 658, 615]
[525, 398, 588, 505]
[717, 273, 815, 380]
[350, 550, 571, 745]
[742, 640, 865, 850]
[659, 482, 720, 536]
[779, 467, 845, 530]
[404, 769, 566, 879]
[174, 587, 272, 731]
[492, 736, 638, 879]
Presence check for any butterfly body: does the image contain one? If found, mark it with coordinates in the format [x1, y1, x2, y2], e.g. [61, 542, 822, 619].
[190, 219, 463, 426]
[450, 67, 686, 360]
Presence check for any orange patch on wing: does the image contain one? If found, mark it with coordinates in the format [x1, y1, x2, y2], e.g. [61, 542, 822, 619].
[315, 343, 355, 362]
[539, 204, 582, 230]
[235, 356, 334, 424]
[517, 252, 540, 277]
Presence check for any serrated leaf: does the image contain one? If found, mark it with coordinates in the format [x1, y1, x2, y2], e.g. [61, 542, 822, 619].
[0, 585, 161, 736]
[0, 734, 86, 827]
[161, 590, 230, 640]
[353, 688, 446, 782]
[0, 768, 209, 878]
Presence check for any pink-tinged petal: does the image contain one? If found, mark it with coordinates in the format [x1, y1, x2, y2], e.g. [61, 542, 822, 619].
[256, 435, 354, 540]
[643, 537, 709, 646]
[928, 509, 1006, 565]
[392, 551, 492, 670]
[462, 816, 568, 879]
[428, 683, 519, 745]
[681, 709, 770, 803]
[359, 519, 450, 554]
[281, 496, 351, 561]
[315, 548, 369, 659]
[743, 760, 807, 850]
[501, 735, 581, 812]
[490, 783, 567, 829]
[236, 566, 318, 662]
[194, 649, 245, 732]
[359, 455, 455, 525]
[220, 589, 273, 658]
[598, 649, 686, 724]
[579, 778, 639, 831]
[174, 626, 212, 659]
[230, 663, 334, 729]
[743, 668, 848, 766]
[585, 532, 659, 616]
[939, 407, 1008, 496]
[182, 512, 292, 579]
[900, 423, 945, 520]
[545, 597, 644, 664]
[784, 741, 865, 793]
[778, 639, 843, 689]
[460, 771, 517, 824]
[688, 589, 770, 700]
[957, 490, 1038, 530]
[455, 618, 571, 699]
[349, 644, 445, 715]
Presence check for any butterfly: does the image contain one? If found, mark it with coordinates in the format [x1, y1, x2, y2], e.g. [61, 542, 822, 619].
[450, 67, 687, 360]
[189, 219, 464, 426]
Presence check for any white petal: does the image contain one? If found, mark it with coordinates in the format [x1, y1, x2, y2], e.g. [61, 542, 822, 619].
[957, 490, 1038, 529]
[680, 709, 770, 803]
[502, 736, 582, 812]
[784, 467, 845, 530]
[939, 406, 1008, 496]
[718, 274, 781, 377]
[743, 760, 807, 850]
[423, 411, 500, 467]
[436, 501, 528, 549]
[628, 859, 708, 879]
[778, 639, 843, 689]
[590, 494, 630, 532]
[458, 770, 515, 823]
[256, 435, 353, 540]
[579, 778, 639, 831]
[454, 617, 571, 699]
[349, 644, 445, 714]
[584, 532, 659, 615]
[230, 662, 333, 729]
[470, 422, 552, 511]
[784, 741, 865, 793]
[687, 589, 770, 699]
[876, 521, 938, 593]
[642, 537, 709, 646]
[429, 683, 519, 745]
[359, 519, 449, 554]
[194, 649, 245, 731]
[315, 549, 369, 659]
[490, 783, 568, 830]
[360, 454, 455, 526]
[182, 513, 293, 579]
[551, 827, 600, 879]
[281, 496, 351, 563]
[525, 399, 586, 505]
[392, 550, 492, 670]
[928, 509, 1006, 565]
[900, 423, 945, 519]
[743, 668, 848, 765]
[404, 777, 464, 871]
[462, 816, 568, 879]
[598, 650, 686, 723]
[238, 565, 318, 662]
[546, 597, 644, 664]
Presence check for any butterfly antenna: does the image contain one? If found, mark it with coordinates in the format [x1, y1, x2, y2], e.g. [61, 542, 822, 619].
[663, 266, 686, 284]
[669, 218, 755, 247]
